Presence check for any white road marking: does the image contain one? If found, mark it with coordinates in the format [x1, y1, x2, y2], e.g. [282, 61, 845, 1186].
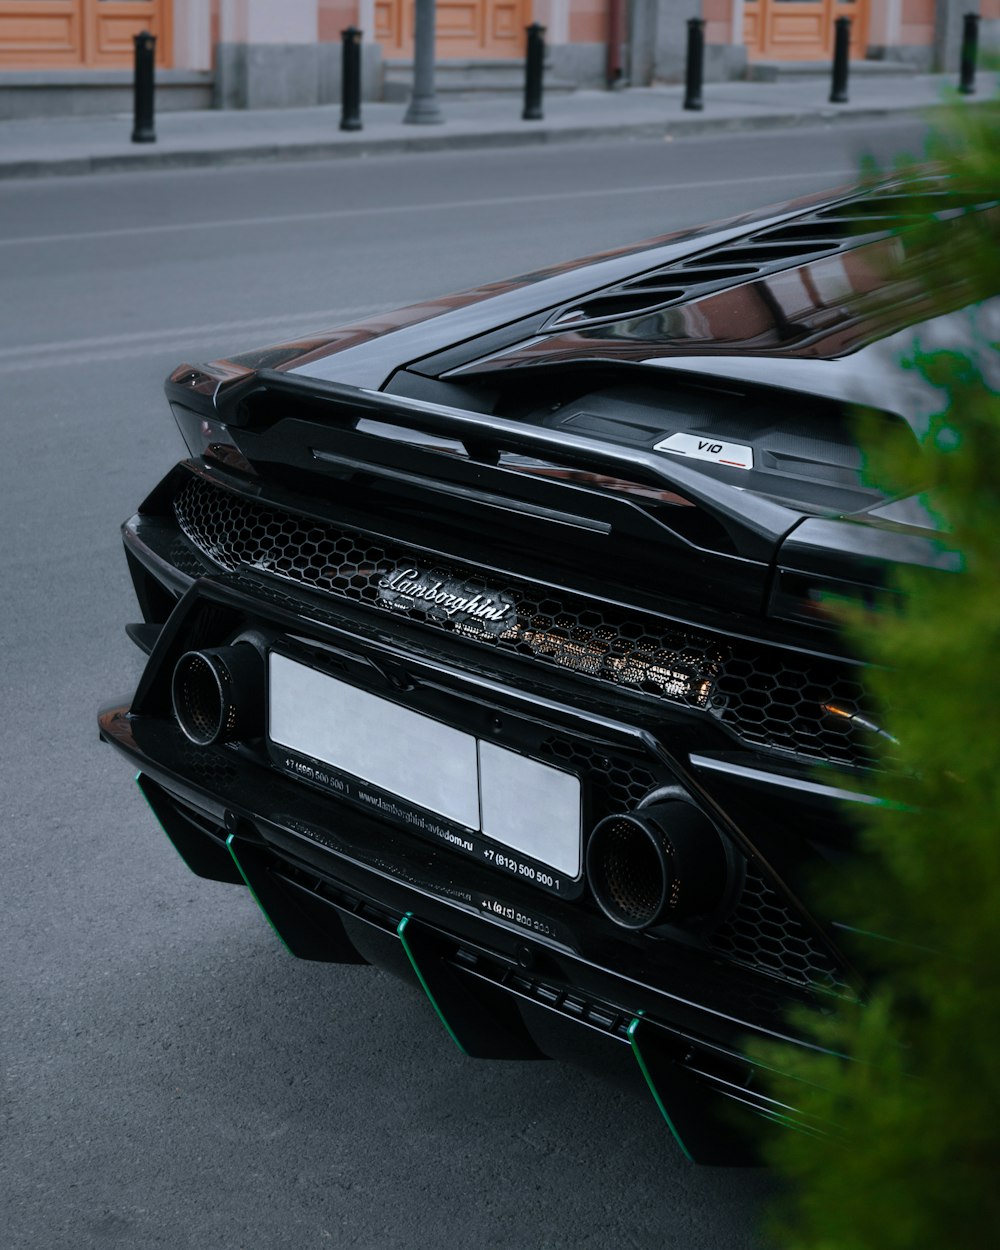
[0, 303, 396, 372]
[0, 169, 855, 249]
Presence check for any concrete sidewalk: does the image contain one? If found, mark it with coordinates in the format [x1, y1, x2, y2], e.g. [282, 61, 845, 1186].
[0, 72, 993, 180]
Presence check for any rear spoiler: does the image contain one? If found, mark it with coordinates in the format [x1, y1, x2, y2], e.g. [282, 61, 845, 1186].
[168, 367, 805, 563]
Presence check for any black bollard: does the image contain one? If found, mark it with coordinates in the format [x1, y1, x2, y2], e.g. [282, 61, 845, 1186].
[683, 18, 705, 111]
[959, 12, 980, 95]
[131, 30, 156, 143]
[340, 26, 363, 130]
[523, 23, 546, 121]
[829, 16, 850, 104]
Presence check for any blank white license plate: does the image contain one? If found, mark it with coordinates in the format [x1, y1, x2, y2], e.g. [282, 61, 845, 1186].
[268, 653, 581, 876]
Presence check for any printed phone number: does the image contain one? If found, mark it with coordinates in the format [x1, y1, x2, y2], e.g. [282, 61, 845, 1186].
[481, 898, 555, 937]
[483, 847, 558, 889]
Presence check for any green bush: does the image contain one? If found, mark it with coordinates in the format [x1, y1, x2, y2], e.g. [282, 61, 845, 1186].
[756, 98, 1000, 1250]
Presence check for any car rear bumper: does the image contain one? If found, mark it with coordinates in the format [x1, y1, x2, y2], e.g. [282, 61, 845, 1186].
[101, 469, 865, 1162]
[100, 690, 831, 1163]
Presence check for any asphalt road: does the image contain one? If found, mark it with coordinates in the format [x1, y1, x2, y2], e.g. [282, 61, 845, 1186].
[0, 119, 926, 1250]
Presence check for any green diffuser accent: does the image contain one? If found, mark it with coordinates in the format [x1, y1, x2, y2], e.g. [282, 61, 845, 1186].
[627, 1016, 694, 1163]
[397, 914, 468, 1055]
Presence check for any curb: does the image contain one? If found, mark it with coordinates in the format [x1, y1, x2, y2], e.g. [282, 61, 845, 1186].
[0, 98, 965, 181]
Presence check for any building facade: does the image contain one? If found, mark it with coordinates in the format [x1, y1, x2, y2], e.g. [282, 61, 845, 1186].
[1, 1, 996, 106]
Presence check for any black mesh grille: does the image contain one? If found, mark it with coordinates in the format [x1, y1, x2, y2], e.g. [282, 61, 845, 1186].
[536, 735, 658, 814]
[534, 737, 848, 991]
[175, 476, 721, 707]
[174, 475, 877, 769]
[177, 741, 238, 789]
[710, 649, 878, 769]
[709, 870, 849, 993]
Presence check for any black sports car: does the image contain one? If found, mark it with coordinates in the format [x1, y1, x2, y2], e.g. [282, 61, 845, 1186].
[99, 178, 968, 1164]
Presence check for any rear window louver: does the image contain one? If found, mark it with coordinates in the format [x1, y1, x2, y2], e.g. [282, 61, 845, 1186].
[819, 194, 938, 219]
[554, 289, 685, 324]
[625, 265, 758, 289]
[543, 185, 957, 331]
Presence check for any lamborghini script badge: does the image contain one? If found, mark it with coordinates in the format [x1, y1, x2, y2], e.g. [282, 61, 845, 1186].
[378, 566, 516, 636]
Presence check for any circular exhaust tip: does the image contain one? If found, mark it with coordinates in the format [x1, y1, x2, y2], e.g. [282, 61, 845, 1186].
[586, 801, 725, 931]
[587, 816, 670, 929]
[171, 644, 264, 746]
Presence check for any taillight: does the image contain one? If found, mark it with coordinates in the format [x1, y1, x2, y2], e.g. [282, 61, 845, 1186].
[171, 407, 257, 476]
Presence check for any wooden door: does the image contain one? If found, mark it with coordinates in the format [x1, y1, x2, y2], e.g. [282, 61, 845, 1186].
[85, 0, 171, 66]
[376, 0, 529, 60]
[0, 0, 171, 68]
[743, 0, 868, 60]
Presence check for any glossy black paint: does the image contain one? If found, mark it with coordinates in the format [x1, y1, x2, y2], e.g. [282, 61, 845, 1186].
[102, 463, 861, 1156]
[100, 177, 974, 1162]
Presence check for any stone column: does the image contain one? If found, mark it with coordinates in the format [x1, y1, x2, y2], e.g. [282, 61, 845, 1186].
[983, 0, 1000, 62]
[172, 0, 213, 70]
[935, 0, 981, 72]
[215, 0, 323, 108]
[628, 0, 660, 85]
[656, 0, 701, 82]
[357, 0, 376, 38]
[867, 0, 903, 56]
[533, 0, 571, 44]
[629, 0, 745, 84]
